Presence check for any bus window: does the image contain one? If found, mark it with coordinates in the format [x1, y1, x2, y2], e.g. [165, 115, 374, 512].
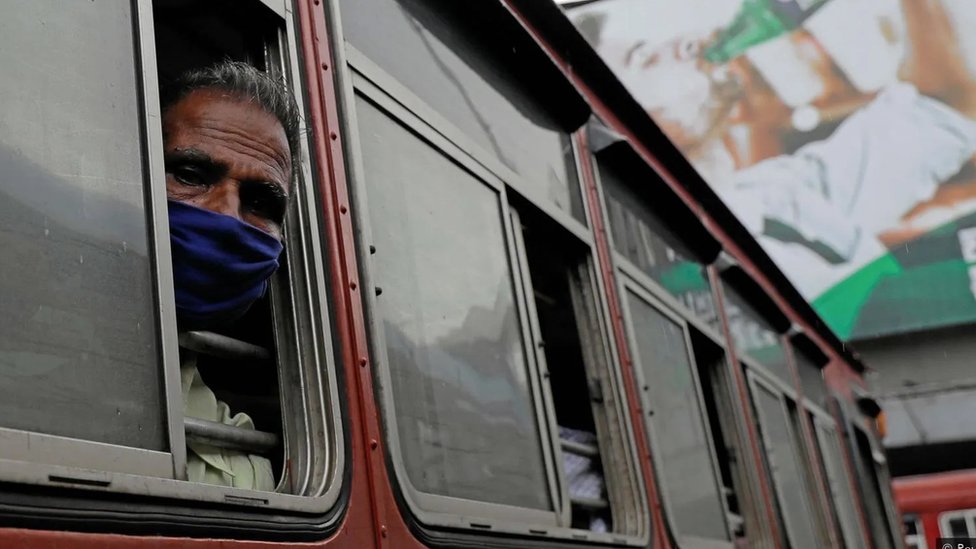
[940, 510, 974, 537]
[0, 0, 169, 469]
[722, 281, 792, 387]
[749, 374, 822, 549]
[623, 287, 733, 545]
[595, 146, 720, 330]
[851, 424, 900, 548]
[902, 513, 926, 549]
[812, 415, 868, 548]
[152, 0, 343, 504]
[691, 330, 754, 545]
[353, 83, 648, 542]
[0, 0, 343, 515]
[356, 95, 557, 515]
[511, 201, 645, 536]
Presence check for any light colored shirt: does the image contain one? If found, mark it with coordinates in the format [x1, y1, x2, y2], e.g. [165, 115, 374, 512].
[717, 82, 976, 298]
[181, 353, 275, 491]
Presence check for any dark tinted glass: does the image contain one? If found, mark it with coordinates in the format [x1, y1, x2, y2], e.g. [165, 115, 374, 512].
[602, 159, 718, 327]
[357, 97, 552, 510]
[340, 0, 584, 222]
[0, 0, 165, 450]
[627, 292, 728, 541]
[723, 283, 789, 383]
[795, 350, 827, 408]
[753, 384, 819, 549]
[947, 516, 969, 537]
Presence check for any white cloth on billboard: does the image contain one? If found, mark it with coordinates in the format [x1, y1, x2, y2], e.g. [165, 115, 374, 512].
[181, 353, 275, 491]
[719, 83, 976, 264]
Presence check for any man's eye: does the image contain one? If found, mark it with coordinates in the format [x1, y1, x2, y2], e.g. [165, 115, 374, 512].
[172, 167, 205, 186]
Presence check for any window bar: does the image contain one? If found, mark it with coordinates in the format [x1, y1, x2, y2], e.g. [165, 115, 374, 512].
[178, 331, 272, 361]
[570, 495, 610, 510]
[184, 417, 279, 453]
[560, 437, 600, 459]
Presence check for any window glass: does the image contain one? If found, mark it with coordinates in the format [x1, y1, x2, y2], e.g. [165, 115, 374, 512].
[752, 383, 819, 549]
[341, 0, 584, 222]
[813, 421, 863, 548]
[944, 514, 969, 537]
[809, 418, 859, 548]
[0, 0, 165, 450]
[601, 160, 718, 328]
[723, 284, 789, 384]
[903, 514, 926, 549]
[795, 350, 827, 408]
[357, 97, 551, 510]
[626, 291, 728, 541]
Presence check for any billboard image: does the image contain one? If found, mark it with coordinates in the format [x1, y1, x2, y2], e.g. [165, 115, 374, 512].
[568, 0, 976, 340]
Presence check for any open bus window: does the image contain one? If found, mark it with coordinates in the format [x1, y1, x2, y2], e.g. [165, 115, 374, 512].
[690, 330, 752, 545]
[152, 0, 342, 501]
[511, 200, 645, 536]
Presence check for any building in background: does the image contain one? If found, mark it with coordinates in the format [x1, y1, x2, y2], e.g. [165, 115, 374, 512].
[563, 0, 976, 479]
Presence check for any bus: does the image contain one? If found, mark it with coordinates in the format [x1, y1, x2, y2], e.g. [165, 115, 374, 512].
[0, 0, 902, 547]
[895, 468, 976, 548]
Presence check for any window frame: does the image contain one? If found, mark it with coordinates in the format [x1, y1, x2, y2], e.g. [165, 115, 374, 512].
[338, 36, 649, 545]
[940, 509, 976, 538]
[0, 0, 347, 515]
[902, 513, 927, 549]
[808, 403, 868, 549]
[618, 275, 736, 548]
[746, 367, 824, 549]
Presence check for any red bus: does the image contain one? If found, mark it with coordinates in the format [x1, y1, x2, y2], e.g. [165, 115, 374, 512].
[895, 469, 976, 548]
[0, 0, 902, 547]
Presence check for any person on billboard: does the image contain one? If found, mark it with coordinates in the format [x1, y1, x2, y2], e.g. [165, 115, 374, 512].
[161, 60, 301, 490]
[573, 0, 976, 334]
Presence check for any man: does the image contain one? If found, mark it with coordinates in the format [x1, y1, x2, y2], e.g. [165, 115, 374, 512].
[161, 61, 301, 490]
[574, 0, 976, 300]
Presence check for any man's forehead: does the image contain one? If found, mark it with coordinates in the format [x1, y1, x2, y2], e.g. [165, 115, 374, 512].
[163, 88, 292, 179]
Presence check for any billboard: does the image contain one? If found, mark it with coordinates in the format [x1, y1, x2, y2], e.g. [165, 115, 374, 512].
[568, 0, 976, 341]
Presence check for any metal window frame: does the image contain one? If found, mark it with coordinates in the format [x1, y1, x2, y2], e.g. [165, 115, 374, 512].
[836, 392, 903, 547]
[0, 0, 346, 515]
[554, 141, 653, 540]
[939, 509, 976, 538]
[746, 370, 822, 549]
[343, 86, 565, 533]
[810, 414, 871, 549]
[263, 0, 346, 505]
[0, 0, 182, 485]
[507, 207, 573, 528]
[618, 276, 735, 548]
[336, 29, 647, 547]
[902, 513, 927, 549]
[508, 205, 650, 542]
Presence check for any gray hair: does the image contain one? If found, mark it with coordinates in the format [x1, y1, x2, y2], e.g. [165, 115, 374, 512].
[161, 60, 302, 176]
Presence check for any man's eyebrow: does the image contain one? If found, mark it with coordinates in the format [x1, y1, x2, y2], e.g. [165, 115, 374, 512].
[164, 147, 225, 175]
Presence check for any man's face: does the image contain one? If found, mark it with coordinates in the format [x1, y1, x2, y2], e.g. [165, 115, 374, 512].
[162, 88, 291, 240]
[599, 33, 740, 151]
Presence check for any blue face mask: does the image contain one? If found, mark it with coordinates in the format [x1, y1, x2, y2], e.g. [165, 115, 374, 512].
[168, 200, 284, 329]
